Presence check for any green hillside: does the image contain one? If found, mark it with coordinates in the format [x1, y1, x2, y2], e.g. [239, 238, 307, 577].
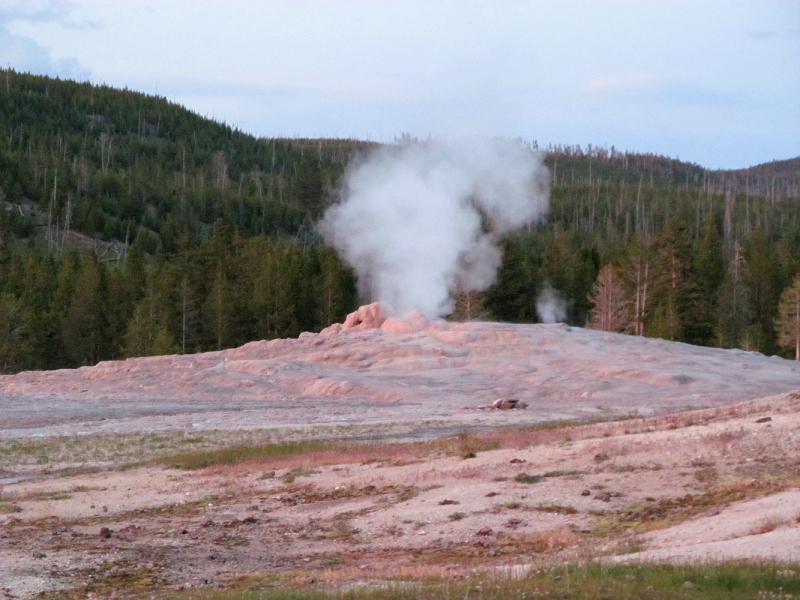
[0, 69, 376, 250]
[0, 69, 799, 373]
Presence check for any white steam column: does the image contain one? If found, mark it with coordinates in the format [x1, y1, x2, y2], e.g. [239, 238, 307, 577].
[320, 138, 550, 317]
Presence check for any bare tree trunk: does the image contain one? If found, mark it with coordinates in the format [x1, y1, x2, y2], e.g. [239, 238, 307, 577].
[636, 174, 643, 236]
[100, 133, 112, 175]
[640, 263, 648, 336]
[724, 190, 734, 240]
[181, 278, 188, 355]
[216, 274, 224, 351]
[62, 193, 72, 250]
[48, 173, 56, 250]
[634, 261, 641, 335]
[796, 289, 799, 361]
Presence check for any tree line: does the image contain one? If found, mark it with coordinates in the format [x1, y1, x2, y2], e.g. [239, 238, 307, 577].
[487, 177, 800, 359]
[0, 69, 798, 373]
[0, 220, 356, 372]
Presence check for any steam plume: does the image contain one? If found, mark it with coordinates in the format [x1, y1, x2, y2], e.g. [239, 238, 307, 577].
[536, 282, 567, 324]
[321, 138, 549, 317]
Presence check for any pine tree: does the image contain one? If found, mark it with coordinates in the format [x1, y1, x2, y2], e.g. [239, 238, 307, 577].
[313, 247, 357, 328]
[586, 264, 631, 333]
[715, 242, 751, 347]
[124, 303, 153, 358]
[173, 231, 199, 354]
[50, 250, 83, 367]
[449, 290, 491, 321]
[486, 238, 538, 322]
[691, 216, 725, 345]
[296, 154, 324, 219]
[203, 266, 231, 351]
[744, 231, 785, 353]
[124, 259, 175, 357]
[61, 251, 107, 365]
[776, 274, 800, 360]
[0, 293, 30, 373]
[619, 242, 651, 336]
[151, 326, 180, 356]
[649, 219, 693, 341]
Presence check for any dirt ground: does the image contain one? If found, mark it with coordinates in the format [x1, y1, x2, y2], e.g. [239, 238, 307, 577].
[1, 391, 799, 599]
[2, 311, 799, 598]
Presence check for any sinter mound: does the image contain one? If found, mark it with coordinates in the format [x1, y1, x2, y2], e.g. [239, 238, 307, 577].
[1, 303, 799, 437]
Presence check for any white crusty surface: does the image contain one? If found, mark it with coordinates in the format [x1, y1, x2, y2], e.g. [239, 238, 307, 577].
[1, 305, 799, 438]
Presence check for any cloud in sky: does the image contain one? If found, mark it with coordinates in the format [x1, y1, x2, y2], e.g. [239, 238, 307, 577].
[0, 0, 70, 22]
[0, 0, 90, 79]
[1, 0, 798, 169]
[580, 75, 658, 94]
[0, 28, 87, 79]
[748, 30, 777, 40]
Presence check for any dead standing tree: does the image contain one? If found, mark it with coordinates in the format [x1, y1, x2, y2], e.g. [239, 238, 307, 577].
[586, 264, 632, 333]
[776, 274, 800, 360]
[628, 254, 649, 336]
[99, 132, 112, 175]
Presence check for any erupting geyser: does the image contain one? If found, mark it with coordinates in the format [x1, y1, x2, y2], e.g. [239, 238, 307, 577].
[320, 138, 550, 317]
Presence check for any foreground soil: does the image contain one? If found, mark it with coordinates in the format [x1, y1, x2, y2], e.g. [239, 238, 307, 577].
[1, 391, 799, 599]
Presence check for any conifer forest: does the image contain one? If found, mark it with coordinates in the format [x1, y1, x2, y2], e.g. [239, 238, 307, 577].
[1, 70, 799, 373]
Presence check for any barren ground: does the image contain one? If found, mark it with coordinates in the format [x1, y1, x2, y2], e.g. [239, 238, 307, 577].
[1, 311, 799, 598]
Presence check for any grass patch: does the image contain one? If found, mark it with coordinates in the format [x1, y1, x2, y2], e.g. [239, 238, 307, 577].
[274, 483, 418, 507]
[695, 467, 720, 483]
[0, 487, 94, 502]
[156, 416, 647, 472]
[159, 562, 800, 600]
[608, 464, 637, 473]
[514, 473, 542, 484]
[0, 424, 404, 471]
[543, 469, 586, 478]
[535, 503, 578, 514]
[158, 431, 502, 471]
[162, 440, 344, 470]
[596, 480, 785, 536]
[282, 467, 320, 483]
[3, 409, 715, 475]
[0, 501, 23, 513]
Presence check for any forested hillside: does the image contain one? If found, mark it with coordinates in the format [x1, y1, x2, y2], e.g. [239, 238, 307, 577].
[1, 69, 798, 373]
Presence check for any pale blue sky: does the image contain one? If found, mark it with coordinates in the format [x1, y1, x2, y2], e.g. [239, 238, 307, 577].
[1, 0, 797, 169]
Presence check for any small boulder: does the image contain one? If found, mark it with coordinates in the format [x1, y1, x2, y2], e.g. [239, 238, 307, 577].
[491, 398, 528, 410]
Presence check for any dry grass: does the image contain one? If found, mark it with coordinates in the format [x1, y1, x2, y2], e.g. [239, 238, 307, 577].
[273, 482, 417, 507]
[161, 417, 636, 474]
[748, 516, 790, 536]
[596, 479, 787, 536]
[512, 527, 582, 553]
[49, 562, 800, 600]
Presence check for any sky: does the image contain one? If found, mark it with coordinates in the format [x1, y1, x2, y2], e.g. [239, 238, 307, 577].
[0, 0, 797, 170]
